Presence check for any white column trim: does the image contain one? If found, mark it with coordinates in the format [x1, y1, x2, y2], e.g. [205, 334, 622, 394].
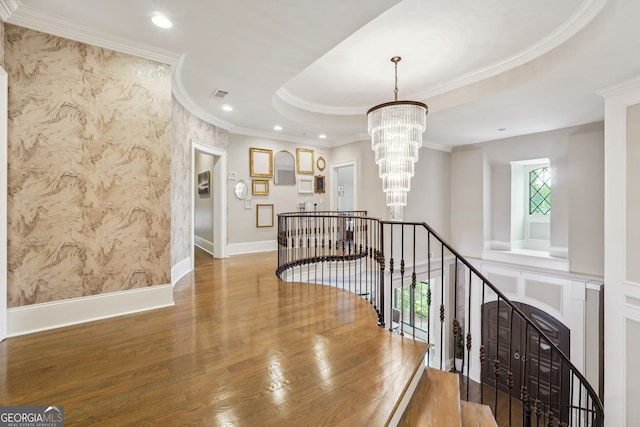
[0, 68, 8, 342]
[600, 75, 640, 426]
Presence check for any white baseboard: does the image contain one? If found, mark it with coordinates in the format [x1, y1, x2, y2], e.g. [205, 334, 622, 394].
[485, 240, 511, 251]
[7, 284, 174, 337]
[194, 235, 214, 255]
[227, 240, 277, 256]
[549, 246, 569, 258]
[172, 257, 192, 285]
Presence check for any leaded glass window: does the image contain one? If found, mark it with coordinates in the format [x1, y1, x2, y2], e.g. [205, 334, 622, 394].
[529, 167, 551, 215]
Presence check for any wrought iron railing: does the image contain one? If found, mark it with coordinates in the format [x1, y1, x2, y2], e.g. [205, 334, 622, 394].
[276, 211, 603, 427]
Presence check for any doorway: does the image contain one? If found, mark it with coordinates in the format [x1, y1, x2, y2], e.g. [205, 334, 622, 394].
[332, 161, 356, 211]
[194, 151, 215, 255]
[190, 140, 226, 267]
[482, 301, 570, 418]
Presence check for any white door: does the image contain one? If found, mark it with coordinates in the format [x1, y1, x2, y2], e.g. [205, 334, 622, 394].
[335, 164, 355, 211]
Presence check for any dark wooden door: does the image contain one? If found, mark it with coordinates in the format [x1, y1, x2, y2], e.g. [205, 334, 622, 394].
[482, 301, 570, 416]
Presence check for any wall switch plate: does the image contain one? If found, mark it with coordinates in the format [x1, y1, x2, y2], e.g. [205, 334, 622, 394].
[227, 172, 236, 180]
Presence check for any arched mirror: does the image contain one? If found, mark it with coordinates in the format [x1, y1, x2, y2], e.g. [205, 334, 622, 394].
[274, 150, 296, 185]
[234, 180, 248, 199]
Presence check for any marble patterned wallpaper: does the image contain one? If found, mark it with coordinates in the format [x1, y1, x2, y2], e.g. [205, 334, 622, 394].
[171, 98, 228, 265]
[0, 21, 4, 68]
[4, 25, 172, 307]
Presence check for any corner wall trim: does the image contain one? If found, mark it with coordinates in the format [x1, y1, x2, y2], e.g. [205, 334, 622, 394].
[7, 284, 174, 337]
[194, 236, 214, 255]
[172, 257, 192, 286]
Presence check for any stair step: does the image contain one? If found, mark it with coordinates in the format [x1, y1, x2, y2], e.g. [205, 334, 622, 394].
[461, 401, 498, 427]
[399, 368, 462, 427]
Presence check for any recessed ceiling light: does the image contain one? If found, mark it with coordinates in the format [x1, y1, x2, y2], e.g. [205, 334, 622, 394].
[319, 134, 327, 139]
[151, 14, 172, 29]
[273, 125, 282, 131]
[222, 104, 233, 112]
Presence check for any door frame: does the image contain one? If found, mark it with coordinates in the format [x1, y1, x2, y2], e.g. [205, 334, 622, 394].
[190, 139, 226, 265]
[331, 160, 357, 212]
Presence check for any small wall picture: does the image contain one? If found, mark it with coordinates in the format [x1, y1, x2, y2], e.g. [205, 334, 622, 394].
[298, 177, 314, 194]
[314, 175, 325, 193]
[256, 204, 274, 228]
[252, 179, 269, 195]
[198, 171, 210, 195]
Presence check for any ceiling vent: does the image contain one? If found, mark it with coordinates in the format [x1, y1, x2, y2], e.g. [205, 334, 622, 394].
[211, 89, 228, 99]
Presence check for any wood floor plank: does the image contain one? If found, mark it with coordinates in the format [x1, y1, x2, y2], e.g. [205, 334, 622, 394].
[461, 401, 498, 427]
[0, 249, 427, 426]
[399, 368, 463, 427]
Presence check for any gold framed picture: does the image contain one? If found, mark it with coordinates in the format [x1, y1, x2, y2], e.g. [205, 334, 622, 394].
[296, 148, 314, 174]
[256, 204, 274, 228]
[252, 179, 269, 195]
[250, 148, 273, 178]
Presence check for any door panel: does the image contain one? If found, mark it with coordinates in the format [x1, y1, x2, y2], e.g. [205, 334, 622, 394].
[482, 301, 570, 418]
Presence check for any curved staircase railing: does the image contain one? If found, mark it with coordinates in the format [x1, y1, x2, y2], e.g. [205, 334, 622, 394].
[276, 211, 603, 427]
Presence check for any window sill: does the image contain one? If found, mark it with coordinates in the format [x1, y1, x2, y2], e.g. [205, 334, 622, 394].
[481, 248, 570, 272]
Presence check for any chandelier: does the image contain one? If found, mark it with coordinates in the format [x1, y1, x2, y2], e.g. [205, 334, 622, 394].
[367, 56, 428, 218]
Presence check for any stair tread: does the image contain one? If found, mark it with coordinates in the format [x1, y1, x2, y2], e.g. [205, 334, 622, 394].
[461, 401, 498, 427]
[399, 368, 462, 427]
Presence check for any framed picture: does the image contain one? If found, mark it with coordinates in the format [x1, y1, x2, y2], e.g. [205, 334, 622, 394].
[198, 171, 210, 195]
[296, 148, 314, 174]
[250, 148, 273, 178]
[256, 204, 274, 228]
[314, 175, 325, 193]
[252, 179, 269, 195]
[298, 177, 314, 194]
[316, 156, 326, 171]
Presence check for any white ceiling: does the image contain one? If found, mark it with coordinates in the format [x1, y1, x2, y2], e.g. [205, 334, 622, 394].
[2, 0, 639, 149]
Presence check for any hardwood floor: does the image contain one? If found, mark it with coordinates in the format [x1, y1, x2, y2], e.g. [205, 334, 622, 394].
[0, 249, 427, 426]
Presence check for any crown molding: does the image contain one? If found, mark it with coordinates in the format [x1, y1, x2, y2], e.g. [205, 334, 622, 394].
[412, 0, 608, 101]
[277, 0, 607, 115]
[0, 0, 19, 21]
[422, 141, 453, 153]
[275, 87, 367, 116]
[597, 75, 640, 99]
[230, 126, 333, 147]
[172, 55, 233, 131]
[3, 2, 180, 64]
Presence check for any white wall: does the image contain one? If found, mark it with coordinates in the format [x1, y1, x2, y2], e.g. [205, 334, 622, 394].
[331, 140, 386, 218]
[404, 147, 452, 241]
[568, 129, 604, 276]
[450, 148, 485, 258]
[226, 134, 328, 246]
[194, 151, 215, 253]
[451, 122, 604, 277]
[331, 140, 452, 238]
[627, 104, 640, 282]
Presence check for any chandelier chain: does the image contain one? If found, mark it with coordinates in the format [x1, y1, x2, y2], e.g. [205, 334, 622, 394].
[392, 57, 400, 101]
[394, 60, 398, 101]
